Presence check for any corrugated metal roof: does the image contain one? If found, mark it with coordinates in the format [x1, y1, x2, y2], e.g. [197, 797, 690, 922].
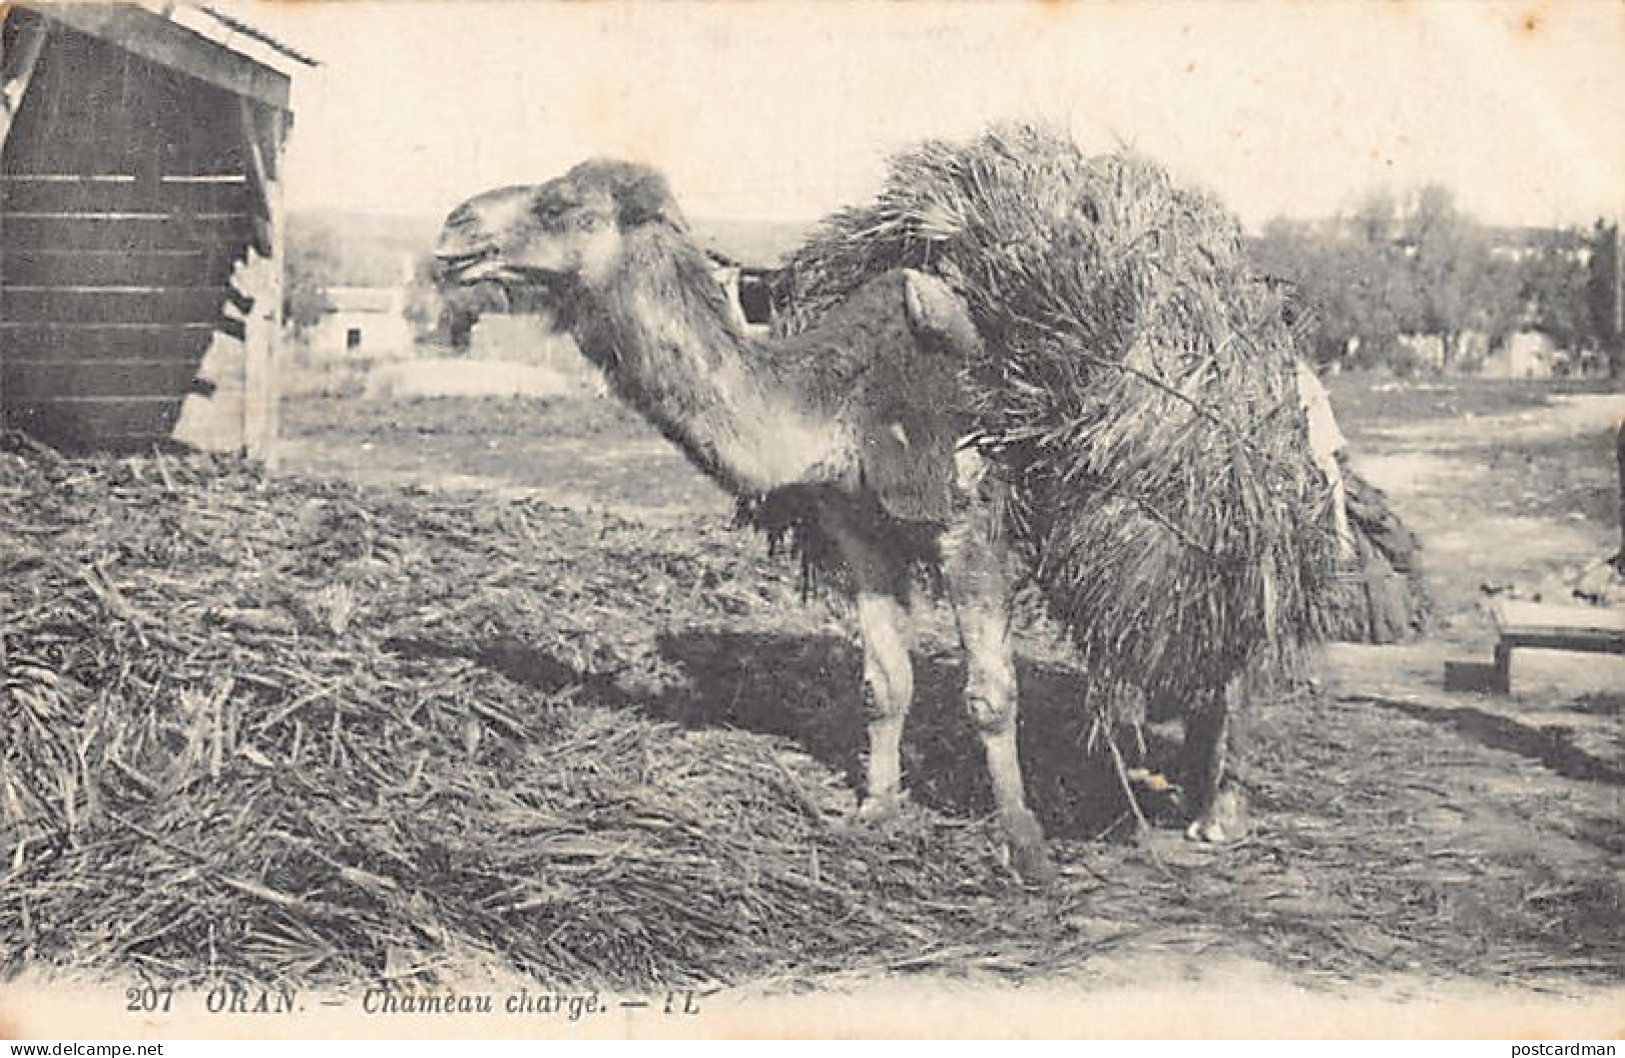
[122, 1, 320, 76]
[23, 1, 308, 110]
[191, 4, 318, 67]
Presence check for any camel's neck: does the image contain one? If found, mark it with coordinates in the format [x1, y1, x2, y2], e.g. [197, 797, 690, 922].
[567, 228, 841, 495]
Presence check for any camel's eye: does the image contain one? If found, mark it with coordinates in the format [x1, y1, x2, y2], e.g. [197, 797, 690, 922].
[570, 211, 608, 233]
[531, 196, 572, 227]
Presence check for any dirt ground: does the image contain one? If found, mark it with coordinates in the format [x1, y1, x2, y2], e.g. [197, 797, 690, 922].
[273, 375, 1623, 1018]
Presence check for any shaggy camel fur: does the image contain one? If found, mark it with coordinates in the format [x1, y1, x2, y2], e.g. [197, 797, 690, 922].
[435, 160, 1241, 882]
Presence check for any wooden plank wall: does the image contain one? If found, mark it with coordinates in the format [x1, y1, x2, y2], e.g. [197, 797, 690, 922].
[0, 20, 259, 452]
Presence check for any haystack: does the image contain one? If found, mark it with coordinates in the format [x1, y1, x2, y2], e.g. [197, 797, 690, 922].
[0, 439, 1024, 988]
[776, 124, 1337, 705]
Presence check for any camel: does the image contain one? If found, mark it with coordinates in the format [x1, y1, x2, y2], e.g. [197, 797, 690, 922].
[434, 159, 1241, 883]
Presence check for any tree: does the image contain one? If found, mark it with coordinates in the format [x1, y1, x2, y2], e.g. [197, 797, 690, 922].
[1520, 227, 1594, 356]
[401, 253, 445, 343]
[400, 251, 507, 350]
[1250, 202, 1418, 372]
[283, 223, 338, 337]
[1254, 185, 1550, 377]
[1402, 185, 1517, 370]
[1586, 220, 1623, 380]
[1351, 187, 1402, 247]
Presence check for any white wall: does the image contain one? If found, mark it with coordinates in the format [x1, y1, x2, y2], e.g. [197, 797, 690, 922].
[310, 309, 413, 359]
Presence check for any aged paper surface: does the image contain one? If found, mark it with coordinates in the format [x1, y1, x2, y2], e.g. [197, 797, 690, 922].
[2, 0, 1622, 1041]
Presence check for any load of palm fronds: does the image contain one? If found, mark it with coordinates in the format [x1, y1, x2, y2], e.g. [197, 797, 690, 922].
[1321, 463, 1435, 644]
[775, 123, 1337, 705]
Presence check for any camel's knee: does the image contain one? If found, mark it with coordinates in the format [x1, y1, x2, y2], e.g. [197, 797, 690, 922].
[861, 658, 911, 722]
[858, 669, 910, 728]
[955, 599, 1017, 731]
[854, 589, 913, 811]
[858, 597, 913, 721]
[874, 640, 914, 713]
[964, 658, 1017, 733]
[957, 636, 1051, 884]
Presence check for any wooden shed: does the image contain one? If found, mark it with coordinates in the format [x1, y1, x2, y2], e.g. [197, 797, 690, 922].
[0, 2, 309, 457]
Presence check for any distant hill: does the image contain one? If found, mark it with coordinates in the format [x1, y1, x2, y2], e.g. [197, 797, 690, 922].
[688, 217, 812, 267]
[295, 207, 1589, 292]
[288, 208, 812, 288]
[288, 209, 441, 288]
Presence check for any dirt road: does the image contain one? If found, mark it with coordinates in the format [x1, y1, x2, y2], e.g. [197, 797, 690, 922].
[1330, 386, 1623, 760]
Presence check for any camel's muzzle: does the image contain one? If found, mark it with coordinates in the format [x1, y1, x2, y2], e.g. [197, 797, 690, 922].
[435, 242, 571, 292]
[433, 243, 503, 284]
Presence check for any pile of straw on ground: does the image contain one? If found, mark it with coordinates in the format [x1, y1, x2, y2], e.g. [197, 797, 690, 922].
[777, 124, 1336, 705]
[0, 438, 1020, 988]
[2, 428, 1616, 990]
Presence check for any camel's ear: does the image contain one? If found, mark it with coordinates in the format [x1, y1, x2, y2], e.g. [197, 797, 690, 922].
[565, 159, 687, 232]
[611, 165, 687, 232]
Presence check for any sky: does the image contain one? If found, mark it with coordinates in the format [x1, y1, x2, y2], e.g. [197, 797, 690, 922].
[216, 0, 1625, 232]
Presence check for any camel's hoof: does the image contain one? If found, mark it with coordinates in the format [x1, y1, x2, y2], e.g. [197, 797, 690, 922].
[1001, 809, 1057, 886]
[1009, 839, 1058, 887]
[1184, 785, 1248, 845]
[853, 794, 909, 825]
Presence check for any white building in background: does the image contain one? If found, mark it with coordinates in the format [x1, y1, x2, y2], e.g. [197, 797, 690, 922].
[1479, 332, 1557, 379]
[309, 286, 413, 359]
[1390, 330, 1564, 379]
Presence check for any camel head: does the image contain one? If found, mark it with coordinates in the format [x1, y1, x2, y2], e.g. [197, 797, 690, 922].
[434, 159, 688, 307]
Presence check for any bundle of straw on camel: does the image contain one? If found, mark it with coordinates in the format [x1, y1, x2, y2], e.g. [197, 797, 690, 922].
[774, 124, 1338, 706]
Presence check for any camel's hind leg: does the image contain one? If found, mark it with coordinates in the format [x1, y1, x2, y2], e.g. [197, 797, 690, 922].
[824, 513, 915, 819]
[1181, 675, 1249, 843]
[940, 459, 1054, 883]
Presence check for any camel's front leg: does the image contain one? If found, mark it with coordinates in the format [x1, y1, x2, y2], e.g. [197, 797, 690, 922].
[949, 583, 1052, 883]
[854, 588, 912, 818]
[941, 457, 1054, 883]
[824, 511, 915, 819]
